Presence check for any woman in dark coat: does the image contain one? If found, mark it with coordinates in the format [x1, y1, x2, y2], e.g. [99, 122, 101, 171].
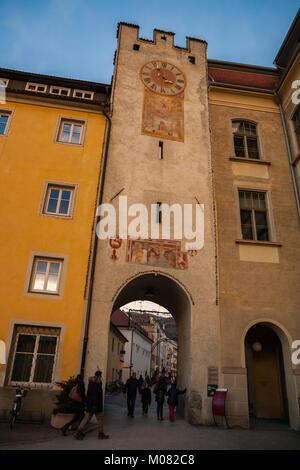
[154, 376, 167, 421]
[61, 374, 85, 436]
[75, 371, 109, 440]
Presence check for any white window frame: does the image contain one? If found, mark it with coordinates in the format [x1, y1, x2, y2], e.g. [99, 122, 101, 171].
[0, 109, 14, 137]
[29, 257, 63, 295]
[39, 180, 78, 220]
[25, 82, 47, 93]
[50, 85, 71, 97]
[24, 252, 69, 300]
[43, 185, 73, 217]
[9, 327, 60, 387]
[73, 89, 94, 100]
[55, 117, 87, 146]
[59, 121, 83, 144]
[0, 78, 9, 88]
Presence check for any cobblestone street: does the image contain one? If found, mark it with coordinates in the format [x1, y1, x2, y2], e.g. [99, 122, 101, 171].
[0, 393, 299, 450]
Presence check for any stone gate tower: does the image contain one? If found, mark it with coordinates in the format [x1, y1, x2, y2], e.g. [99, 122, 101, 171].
[85, 23, 220, 425]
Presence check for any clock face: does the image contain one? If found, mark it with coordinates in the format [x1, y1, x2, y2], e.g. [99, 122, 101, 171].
[140, 60, 186, 96]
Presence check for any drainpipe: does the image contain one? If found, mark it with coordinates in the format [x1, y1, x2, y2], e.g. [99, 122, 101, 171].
[274, 91, 300, 221]
[80, 107, 111, 376]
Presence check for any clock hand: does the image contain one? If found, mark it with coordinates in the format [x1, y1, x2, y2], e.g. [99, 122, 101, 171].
[161, 75, 174, 84]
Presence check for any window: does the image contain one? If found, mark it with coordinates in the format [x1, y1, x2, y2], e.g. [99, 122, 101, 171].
[50, 86, 70, 97]
[239, 190, 269, 241]
[0, 112, 11, 135]
[0, 78, 9, 87]
[157, 202, 162, 224]
[9, 325, 60, 385]
[159, 141, 164, 159]
[73, 89, 94, 100]
[40, 181, 78, 219]
[56, 118, 85, 145]
[133, 44, 140, 51]
[232, 121, 260, 159]
[188, 56, 195, 64]
[25, 82, 47, 93]
[292, 107, 300, 151]
[44, 186, 72, 216]
[30, 258, 63, 294]
[112, 337, 115, 352]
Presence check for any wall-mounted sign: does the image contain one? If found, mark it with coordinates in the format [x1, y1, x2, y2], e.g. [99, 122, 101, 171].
[207, 384, 218, 397]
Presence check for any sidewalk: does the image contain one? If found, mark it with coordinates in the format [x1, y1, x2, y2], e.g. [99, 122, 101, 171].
[0, 393, 299, 450]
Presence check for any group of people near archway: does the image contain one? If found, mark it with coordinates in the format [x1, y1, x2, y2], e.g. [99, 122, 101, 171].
[123, 372, 186, 422]
[59, 369, 187, 441]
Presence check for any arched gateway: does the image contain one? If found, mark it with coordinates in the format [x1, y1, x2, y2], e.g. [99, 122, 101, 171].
[111, 272, 191, 396]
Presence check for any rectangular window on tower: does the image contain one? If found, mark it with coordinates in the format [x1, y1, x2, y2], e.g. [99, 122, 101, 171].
[238, 190, 270, 241]
[157, 202, 162, 224]
[159, 141, 164, 159]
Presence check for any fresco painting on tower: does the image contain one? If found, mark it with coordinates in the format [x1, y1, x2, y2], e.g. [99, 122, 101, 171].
[141, 89, 184, 142]
[126, 239, 188, 269]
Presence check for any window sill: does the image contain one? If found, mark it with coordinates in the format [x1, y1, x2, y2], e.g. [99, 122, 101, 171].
[54, 140, 84, 147]
[40, 212, 73, 220]
[236, 239, 282, 247]
[229, 157, 271, 166]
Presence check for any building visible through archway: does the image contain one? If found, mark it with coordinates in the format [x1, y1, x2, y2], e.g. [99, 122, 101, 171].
[107, 301, 178, 384]
[106, 272, 190, 415]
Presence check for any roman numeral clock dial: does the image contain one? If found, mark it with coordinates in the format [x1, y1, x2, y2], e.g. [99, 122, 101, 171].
[140, 61, 186, 95]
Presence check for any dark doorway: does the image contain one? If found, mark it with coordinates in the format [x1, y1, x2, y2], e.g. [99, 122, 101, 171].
[245, 324, 288, 420]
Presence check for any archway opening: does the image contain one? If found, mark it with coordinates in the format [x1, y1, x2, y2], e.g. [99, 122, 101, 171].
[105, 272, 191, 416]
[245, 323, 288, 421]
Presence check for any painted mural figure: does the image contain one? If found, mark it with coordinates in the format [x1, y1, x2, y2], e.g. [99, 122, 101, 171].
[126, 239, 188, 270]
[142, 90, 184, 142]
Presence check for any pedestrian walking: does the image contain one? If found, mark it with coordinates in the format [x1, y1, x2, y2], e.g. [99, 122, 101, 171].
[167, 383, 187, 422]
[138, 374, 144, 390]
[123, 372, 140, 418]
[75, 370, 109, 440]
[154, 376, 167, 421]
[140, 382, 151, 415]
[61, 374, 86, 436]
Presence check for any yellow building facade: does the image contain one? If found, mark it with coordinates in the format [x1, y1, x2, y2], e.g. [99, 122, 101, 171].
[0, 69, 109, 418]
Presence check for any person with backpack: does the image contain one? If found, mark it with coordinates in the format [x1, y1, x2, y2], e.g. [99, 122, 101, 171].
[75, 370, 109, 440]
[61, 374, 86, 436]
[167, 382, 187, 422]
[140, 382, 151, 415]
[153, 376, 167, 421]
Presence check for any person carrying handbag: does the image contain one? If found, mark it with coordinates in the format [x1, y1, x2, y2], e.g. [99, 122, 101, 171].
[61, 374, 86, 436]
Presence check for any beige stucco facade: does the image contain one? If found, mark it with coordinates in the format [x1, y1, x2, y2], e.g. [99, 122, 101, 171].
[210, 86, 300, 428]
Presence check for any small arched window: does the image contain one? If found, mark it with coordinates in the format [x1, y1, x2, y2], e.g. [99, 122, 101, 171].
[232, 120, 260, 159]
[292, 107, 300, 151]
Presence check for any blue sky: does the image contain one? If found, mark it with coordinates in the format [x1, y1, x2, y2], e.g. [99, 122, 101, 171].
[0, 0, 299, 84]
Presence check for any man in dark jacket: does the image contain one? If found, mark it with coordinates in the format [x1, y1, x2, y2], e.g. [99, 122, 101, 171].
[75, 371, 109, 440]
[167, 383, 186, 422]
[123, 372, 140, 418]
[154, 376, 167, 421]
